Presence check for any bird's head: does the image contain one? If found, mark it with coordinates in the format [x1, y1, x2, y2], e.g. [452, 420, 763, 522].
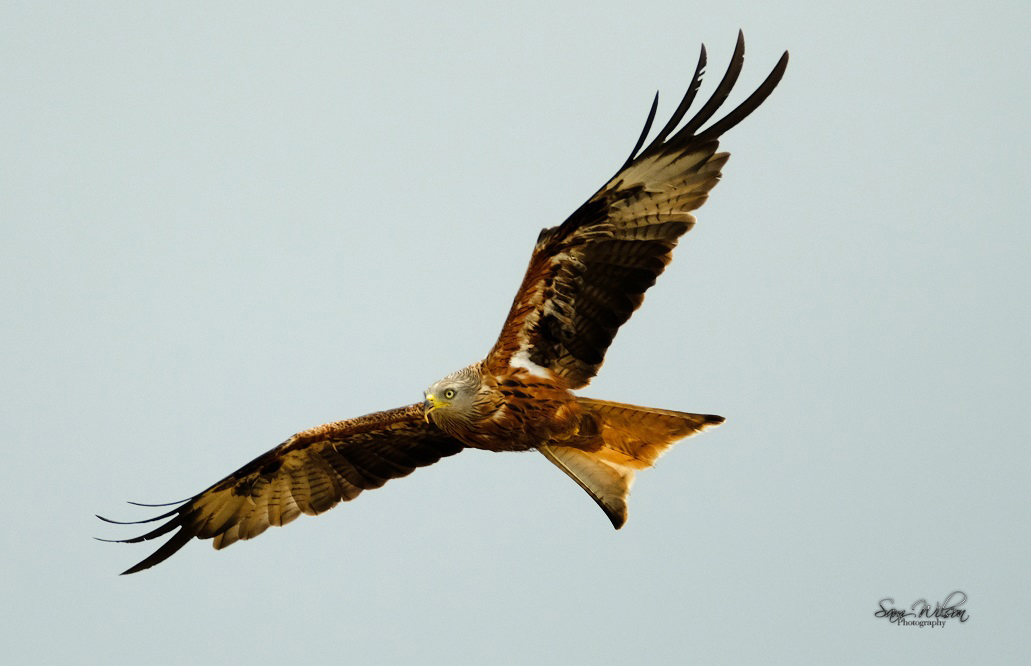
[423, 365, 482, 429]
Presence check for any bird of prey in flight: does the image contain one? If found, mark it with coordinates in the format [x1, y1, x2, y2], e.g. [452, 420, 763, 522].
[99, 32, 788, 574]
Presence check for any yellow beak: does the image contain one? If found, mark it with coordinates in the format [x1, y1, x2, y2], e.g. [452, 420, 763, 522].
[423, 393, 440, 422]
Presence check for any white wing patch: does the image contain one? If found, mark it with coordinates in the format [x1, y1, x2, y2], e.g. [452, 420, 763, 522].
[509, 350, 552, 378]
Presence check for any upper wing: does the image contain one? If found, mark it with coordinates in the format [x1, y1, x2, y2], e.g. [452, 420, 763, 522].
[485, 33, 788, 389]
[98, 404, 464, 574]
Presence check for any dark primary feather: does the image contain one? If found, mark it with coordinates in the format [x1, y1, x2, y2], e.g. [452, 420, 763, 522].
[485, 32, 788, 389]
[616, 42, 707, 174]
[98, 404, 463, 574]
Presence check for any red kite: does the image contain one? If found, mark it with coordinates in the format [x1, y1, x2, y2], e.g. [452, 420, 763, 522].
[100, 33, 788, 574]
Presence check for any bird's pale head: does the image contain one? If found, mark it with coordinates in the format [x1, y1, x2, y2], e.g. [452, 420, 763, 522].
[423, 365, 482, 431]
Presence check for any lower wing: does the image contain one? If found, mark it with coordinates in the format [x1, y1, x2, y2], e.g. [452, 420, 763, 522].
[98, 403, 464, 574]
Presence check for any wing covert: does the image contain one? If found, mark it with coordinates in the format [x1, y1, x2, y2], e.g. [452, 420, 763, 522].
[98, 404, 464, 574]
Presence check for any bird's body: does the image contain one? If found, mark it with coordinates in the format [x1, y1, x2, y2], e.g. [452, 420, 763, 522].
[426, 362, 586, 452]
[100, 33, 788, 574]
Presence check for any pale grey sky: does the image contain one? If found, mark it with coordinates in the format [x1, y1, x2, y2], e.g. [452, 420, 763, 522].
[3, 1, 1028, 663]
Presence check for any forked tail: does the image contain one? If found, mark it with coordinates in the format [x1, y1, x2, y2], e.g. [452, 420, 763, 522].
[539, 398, 724, 528]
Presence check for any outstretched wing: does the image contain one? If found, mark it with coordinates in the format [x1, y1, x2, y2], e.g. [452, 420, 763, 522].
[485, 33, 788, 389]
[98, 404, 463, 574]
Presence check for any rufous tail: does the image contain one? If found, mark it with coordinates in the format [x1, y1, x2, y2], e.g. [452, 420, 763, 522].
[539, 398, 724, 529]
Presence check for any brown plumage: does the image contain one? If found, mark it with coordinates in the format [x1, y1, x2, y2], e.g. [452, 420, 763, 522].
[98, 405, 462, 574]
[99, 33, 787, 574]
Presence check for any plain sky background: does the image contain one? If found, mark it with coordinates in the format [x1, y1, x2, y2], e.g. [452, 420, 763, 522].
[2, 1, 1028, 663]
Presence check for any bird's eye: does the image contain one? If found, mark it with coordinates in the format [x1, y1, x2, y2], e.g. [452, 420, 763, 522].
[444, 388, 456, 399]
